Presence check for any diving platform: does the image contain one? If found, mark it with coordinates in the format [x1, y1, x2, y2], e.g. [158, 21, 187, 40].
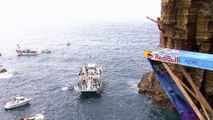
[144, 48, 213, 70]
[144, 48, 213, 120]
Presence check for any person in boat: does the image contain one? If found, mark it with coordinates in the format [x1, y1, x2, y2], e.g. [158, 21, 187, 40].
[68, 83, 74, 90]
[84, 65, 88, 74]
[79, 68, 83, 76]
[82, 79, 87, 90]
[99, 69, 102, 76]
[146, 16, 165, 48]
[93, 79, 98, 89]
[16, 49, 22, 53]
[78, 82, 82, 90]
[13, 96, 16, 102]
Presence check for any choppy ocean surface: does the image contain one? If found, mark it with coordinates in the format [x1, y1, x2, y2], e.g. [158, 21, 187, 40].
[0, 19, 181, 120]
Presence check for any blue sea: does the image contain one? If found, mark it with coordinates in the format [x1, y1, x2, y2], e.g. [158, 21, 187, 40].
[0, 19, 181, 120]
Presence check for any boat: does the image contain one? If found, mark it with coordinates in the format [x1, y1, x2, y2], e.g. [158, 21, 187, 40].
[68, 83, 74, 91]
[16, 49, 38, 56]
[78, 63, 103, 94]
[4, 95, 31, 110]
[41, 49, 51, 53]
[67, 42, 70, 46]
[20, 114, 45, 120]
[16, 45, 38, 56]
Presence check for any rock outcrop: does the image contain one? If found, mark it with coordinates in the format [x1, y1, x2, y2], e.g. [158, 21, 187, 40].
[138, 0, 213, 108]
[0, 68, 7, 73]
[137, 71, 174, 108]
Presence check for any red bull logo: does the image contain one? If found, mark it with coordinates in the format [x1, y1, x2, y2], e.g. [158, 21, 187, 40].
[154, 54, 179, 63]
[144, 50, 154, 59]
[147, 53, 153, 58]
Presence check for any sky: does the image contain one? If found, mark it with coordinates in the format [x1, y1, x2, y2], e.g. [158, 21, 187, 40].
[0, 0, 161, 21]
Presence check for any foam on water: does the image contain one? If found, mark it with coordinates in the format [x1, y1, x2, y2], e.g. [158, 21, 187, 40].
[0, 73, 12, 79]
[61, 87, 68, 91]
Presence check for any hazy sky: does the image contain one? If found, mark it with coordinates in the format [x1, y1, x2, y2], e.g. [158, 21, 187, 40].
[0, 0, 161, 21]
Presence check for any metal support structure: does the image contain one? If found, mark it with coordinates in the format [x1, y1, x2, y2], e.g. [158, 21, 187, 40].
[162, 63, 205, 120]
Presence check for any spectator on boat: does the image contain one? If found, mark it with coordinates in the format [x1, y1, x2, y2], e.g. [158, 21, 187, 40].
[79, 68, 83, 75]
[86, 69, 88, 74]
[90, 81, 93, 90]
[78, 82, 82, 90]
[99, 69, 102, 76]
[94, 79, 98, 88]
[146, 16, 165, 48]
[82, 80, 87, 90]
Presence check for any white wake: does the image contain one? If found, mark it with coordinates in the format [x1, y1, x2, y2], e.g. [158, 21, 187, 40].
[0, 73, 12, 79]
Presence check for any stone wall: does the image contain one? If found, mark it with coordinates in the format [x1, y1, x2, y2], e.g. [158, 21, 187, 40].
[138, 0, 213, 108]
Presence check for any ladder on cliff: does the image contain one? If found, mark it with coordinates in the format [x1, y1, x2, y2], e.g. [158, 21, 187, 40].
[144, 48, 213, 120]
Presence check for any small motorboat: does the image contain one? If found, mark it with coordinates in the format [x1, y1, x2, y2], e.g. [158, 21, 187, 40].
[68, 83, 74, 91]
[67, 42, 70, 46]
[20, 114, 45, 120]
[41, 49, 51, 53]
[4, 95, 31, 110]
[78, 63, 103, 94]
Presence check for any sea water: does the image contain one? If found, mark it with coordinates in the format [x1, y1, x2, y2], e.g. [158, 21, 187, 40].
[0, 19, 180, 120]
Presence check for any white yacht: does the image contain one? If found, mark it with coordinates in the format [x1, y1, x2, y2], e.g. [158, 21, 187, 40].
[16, 45, 38, 56]
[16, 49, 38, 56]
[78, 63, 103, 94]
[21, 114, 45, 120]
[4, 95, 31, 110]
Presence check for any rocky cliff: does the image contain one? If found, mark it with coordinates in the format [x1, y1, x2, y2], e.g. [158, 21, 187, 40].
[138, 0, 213, 108]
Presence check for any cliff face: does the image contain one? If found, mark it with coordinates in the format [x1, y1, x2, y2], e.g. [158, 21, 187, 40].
[138, 0, 213, 108]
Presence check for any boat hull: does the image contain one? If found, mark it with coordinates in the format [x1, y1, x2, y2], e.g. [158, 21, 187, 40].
[17, 53, 38, 56]
[79, 84, 103, 94]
